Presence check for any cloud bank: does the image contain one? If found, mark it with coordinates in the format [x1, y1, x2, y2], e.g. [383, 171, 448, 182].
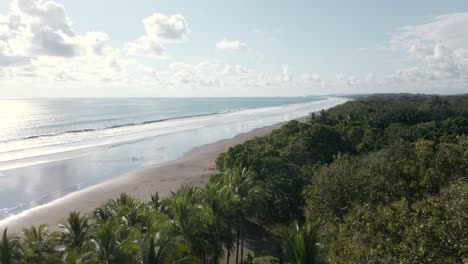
[0, 1, 467, 96]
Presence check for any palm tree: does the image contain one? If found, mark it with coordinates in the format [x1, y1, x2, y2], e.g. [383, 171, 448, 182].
[87, 220, 139, 264]
[318, 110, 330, 124]
[108, 193, 144, 227]
[221, 168, 262, 264]
[274, 221, 322, 264]
[64, 248, 96, 264]
[93, 193, 144, 226]
[59, 211, 90, 249]
[94, 204, 115, 223]
[138, 230, 190, 264]
[0, 229, 23, 263]
[21, 225, 63, 263]
[149, 192, 169, 213]
[171, 185, 203, 204]
[203, 183, 240, 263]
[169, 185, 215, 263]
[137, 208, 191, 264]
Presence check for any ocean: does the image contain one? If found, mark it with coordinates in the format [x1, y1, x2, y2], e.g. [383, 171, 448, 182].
[0, 97, 347, 219]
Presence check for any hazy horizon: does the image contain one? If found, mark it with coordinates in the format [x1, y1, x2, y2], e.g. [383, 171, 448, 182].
[1, 92, 467, 100]
[1, 0, 468, 97]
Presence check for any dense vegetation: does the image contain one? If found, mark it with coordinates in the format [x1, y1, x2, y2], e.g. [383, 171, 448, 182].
[217, 94, 468, 263]
[1, 94, 467, 263]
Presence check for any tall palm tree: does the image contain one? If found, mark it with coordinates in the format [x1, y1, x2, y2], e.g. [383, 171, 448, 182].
[203, 183, 240, 263]
[171, 185, 203, 204]
[139, 208, 166, 235]
[274, 221, 322, 264]
[221, 168, 262, 264]
[21, 225, 63, 263]
[0, 229, 23, 264]
[87, 220, 139, 264]
[138, 230, 191, 264]
[59, 211, 90, 249]
[93, 193, 144, 226]
[149, 192, 171, 214]
[63, 248, 96, 264]
[137, 208, 191, 264]
[108, 193, 144, 227]
[169, 185, 215, 263]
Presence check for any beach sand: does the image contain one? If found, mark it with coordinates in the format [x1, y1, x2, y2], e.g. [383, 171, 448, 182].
[0, 117, 307, 234]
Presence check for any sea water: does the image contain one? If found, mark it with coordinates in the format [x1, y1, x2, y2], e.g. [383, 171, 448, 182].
[0, 97, 347, 219]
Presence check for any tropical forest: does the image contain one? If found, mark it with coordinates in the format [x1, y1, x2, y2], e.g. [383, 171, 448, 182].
[1, 94, 467, 264]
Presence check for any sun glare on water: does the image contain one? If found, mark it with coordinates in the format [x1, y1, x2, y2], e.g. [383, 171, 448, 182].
[0, 100, 34, 115]
[0, 100, 36, 135]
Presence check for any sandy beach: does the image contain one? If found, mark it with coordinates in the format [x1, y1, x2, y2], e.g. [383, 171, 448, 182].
[0, 118, 304, 234]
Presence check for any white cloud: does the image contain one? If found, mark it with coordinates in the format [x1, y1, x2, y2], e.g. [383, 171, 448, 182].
[388, 12, 468, 88]
[10, 0, 80, 57]
[323, 12, 468, 95]
[0, 0, 120, 64]
[76, 32, 110, 56]
[55, 70, 76, 81]
[0, 53, 30, 66]
[136, 64, 158, 80]
[281, 65, 292, 82]
[127, 13, 189, 58]
[2, 1, 466, 96]
[167, 60, 276, 90]
[0, 0, 163, 96]
[222, 64, 248, 76]
[319, 11, 468, 94]
[301, 73, 321, 83]
[392, 12, 468, 50]
[346, 76, 358, 86]
[0, 0, 147, 86]
[0, 40, 30, 66]
[143, 13, 189, 41]
[216, 38, 247, 52]
[170, 60, 225, 87]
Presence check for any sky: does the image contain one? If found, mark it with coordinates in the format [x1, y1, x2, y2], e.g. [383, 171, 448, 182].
[0, 0, 467, 97]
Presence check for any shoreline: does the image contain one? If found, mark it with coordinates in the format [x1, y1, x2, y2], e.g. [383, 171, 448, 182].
[0, 117, 308, 234]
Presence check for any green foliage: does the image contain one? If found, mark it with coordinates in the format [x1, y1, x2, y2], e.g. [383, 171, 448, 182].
[324, 95, 468, 152]
[2, 94, 468, 263]
[138, 226, 189, 264]
[306, 137, 468, 222]
[0, 229, 23, 264]
[305, 154, 380, 221]
[274, 221, 323, 264]
[301, 95, 468, 263]
[169, 186, 216, 262]
[87, 219, 139, 263]
[330, 179, 467, 263]
[59, 211, 89, 249]
[21, 225, 63, 263]
[244, 250, 278, 264]
[215, 122, 354, 223]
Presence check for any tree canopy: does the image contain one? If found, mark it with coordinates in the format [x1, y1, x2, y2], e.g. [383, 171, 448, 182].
[2, 94, 467, 263]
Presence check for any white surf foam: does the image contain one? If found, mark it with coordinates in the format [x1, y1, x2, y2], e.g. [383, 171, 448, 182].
[0, 97, 348, 171]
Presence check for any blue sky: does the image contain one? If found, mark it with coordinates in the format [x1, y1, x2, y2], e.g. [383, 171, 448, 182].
[0, 0, 467, 97]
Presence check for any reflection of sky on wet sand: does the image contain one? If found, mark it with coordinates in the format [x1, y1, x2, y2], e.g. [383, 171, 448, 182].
[0, 113, 289, 218]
